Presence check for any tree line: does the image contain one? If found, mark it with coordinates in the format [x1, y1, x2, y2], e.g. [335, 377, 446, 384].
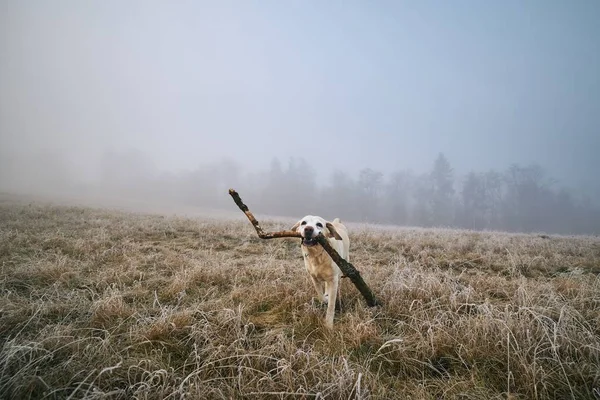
[95, 151, 599, 235]
[2, 149, 598, 235]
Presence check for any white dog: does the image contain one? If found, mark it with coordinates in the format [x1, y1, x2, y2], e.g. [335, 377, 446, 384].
[290, 215, 350, 328]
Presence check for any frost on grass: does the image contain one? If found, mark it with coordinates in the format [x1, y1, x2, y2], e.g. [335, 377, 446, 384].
[0, 198, 599, 399]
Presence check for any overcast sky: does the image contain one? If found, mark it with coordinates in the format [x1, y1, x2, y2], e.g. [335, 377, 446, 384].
[1, 1, 599, 191]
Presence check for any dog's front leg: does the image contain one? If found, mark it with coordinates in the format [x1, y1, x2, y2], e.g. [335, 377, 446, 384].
[310, 276, 326, 303]
[324, 277, 338, 329]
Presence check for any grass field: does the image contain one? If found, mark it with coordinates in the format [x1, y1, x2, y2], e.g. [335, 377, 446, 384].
[1, 195, 599, 399]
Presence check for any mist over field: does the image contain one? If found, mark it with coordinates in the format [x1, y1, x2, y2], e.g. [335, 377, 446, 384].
[1, 1, 599, 234]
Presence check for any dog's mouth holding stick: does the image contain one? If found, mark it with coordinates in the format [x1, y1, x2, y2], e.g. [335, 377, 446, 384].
[301, 237, 318, 247]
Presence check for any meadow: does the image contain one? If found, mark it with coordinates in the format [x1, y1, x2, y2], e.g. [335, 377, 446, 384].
[1, 194, 599, 399]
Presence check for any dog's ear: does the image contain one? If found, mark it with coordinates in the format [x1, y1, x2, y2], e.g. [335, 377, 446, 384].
[325, 222, 343, 240]
[290, 220, 302, 232]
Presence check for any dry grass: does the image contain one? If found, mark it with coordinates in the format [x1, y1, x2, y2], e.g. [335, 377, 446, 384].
[1, 196, 599, 399]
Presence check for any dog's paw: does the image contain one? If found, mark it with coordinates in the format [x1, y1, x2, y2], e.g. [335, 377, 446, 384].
[309, 298, 328, 310]
[322, 293, 329, 304]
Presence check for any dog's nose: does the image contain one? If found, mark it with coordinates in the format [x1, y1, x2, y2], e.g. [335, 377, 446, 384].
[304, 226, 314, 237]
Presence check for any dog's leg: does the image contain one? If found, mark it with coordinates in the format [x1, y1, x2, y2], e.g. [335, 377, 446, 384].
[322, 281, 341, 309]
[310, 276, 326, 303]
[324, 277, 339, 329]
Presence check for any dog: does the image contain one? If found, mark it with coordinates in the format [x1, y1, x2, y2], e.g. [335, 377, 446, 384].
[290, 215, 350, 328]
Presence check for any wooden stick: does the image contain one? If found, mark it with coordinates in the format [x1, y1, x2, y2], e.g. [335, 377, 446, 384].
[228, 188, 301, 239]
[228, 189, 382, 307]
[312, 234, 381, 307]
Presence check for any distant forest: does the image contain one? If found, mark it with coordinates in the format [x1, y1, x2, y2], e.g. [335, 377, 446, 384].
[2, 150, 599, 235]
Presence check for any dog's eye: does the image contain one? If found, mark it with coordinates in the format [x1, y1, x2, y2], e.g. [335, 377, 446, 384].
[316, 222, 323, 228]
[301, 221, 307, 226]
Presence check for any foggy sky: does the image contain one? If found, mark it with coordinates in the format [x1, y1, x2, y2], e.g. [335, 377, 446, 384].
[1, 1, 599, 192]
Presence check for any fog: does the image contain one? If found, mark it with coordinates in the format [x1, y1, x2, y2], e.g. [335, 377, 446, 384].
[1, 1, 599, 234]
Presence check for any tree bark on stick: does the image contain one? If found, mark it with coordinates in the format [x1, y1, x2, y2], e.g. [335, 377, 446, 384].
[228, 189, 382, 307]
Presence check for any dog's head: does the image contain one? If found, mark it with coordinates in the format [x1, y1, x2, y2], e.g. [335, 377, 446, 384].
[291, 215, 342, 247]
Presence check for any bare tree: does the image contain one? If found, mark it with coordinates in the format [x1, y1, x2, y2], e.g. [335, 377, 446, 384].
[357, 168, 383, 222]
[503, 164, 553, 232]
[320, 170, 358, 220]
[384, 170, 413, 226]
[430, 153, 455, 226]
[460, 172, 486, 229]
[412, 172, 433, 227]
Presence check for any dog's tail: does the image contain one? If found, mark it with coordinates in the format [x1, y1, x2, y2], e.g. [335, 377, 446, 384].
[333, 218, 341, 224]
